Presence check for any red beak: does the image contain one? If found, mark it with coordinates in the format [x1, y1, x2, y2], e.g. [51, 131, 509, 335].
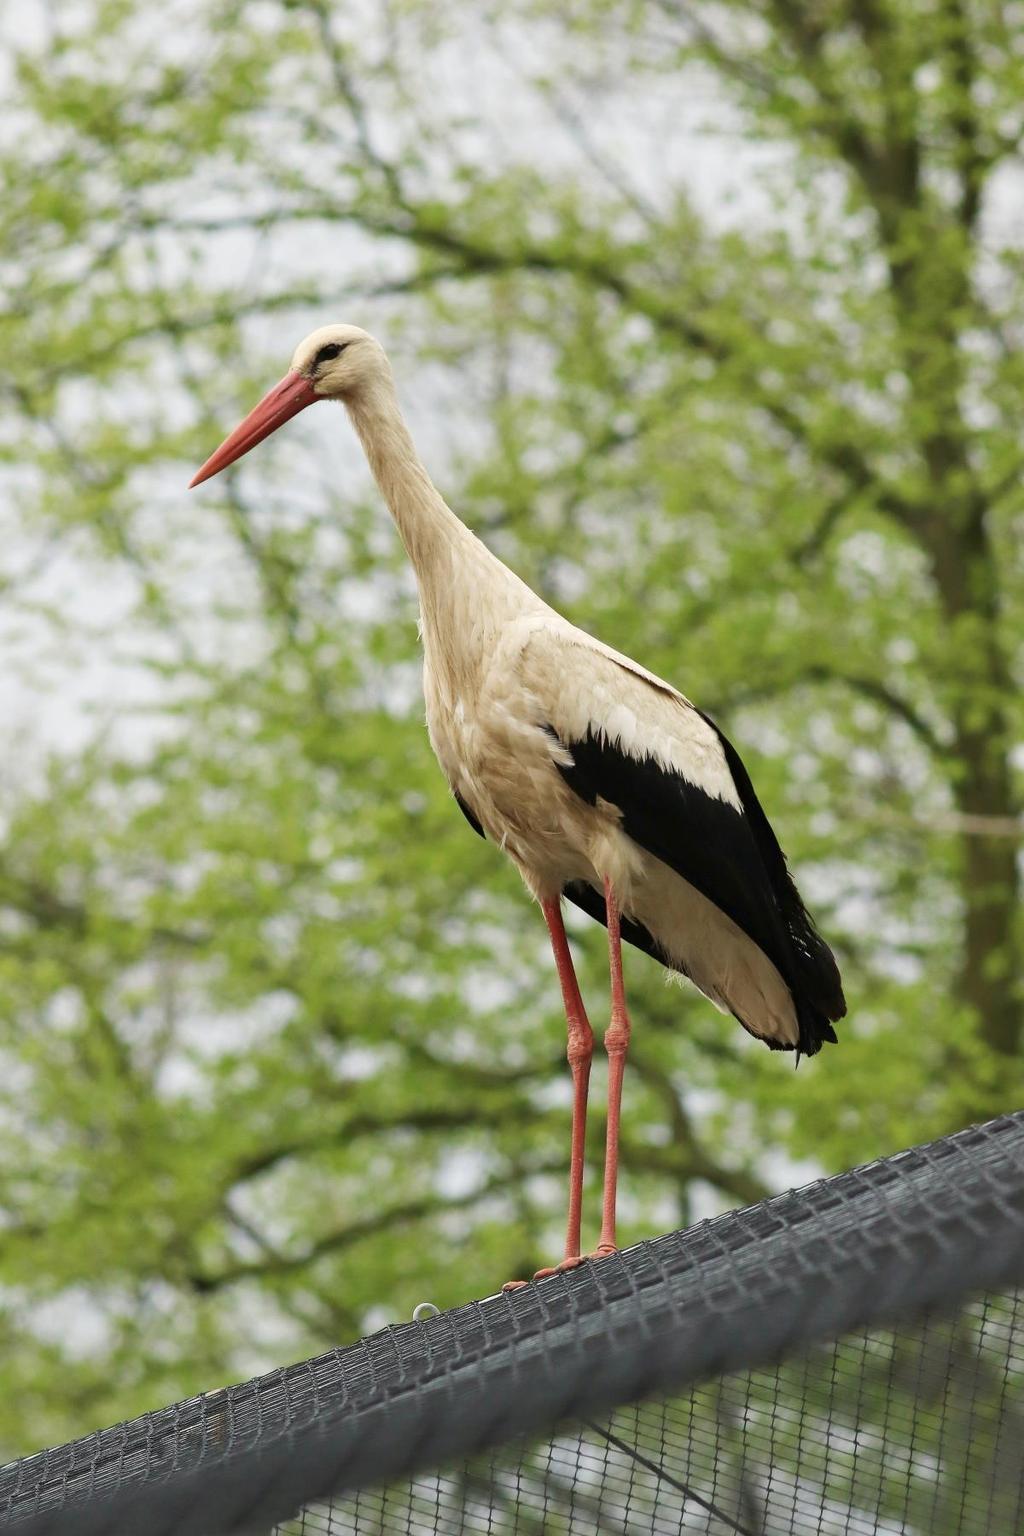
[189, 371, 320, 488]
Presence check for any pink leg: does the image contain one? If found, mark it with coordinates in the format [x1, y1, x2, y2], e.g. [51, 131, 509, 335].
[502, 897, 594, 1291]
[541, 897, 594, 1264]
[597, 876, 632, 1255]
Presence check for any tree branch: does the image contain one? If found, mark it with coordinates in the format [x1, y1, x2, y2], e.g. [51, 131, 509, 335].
[227, 1103, 539, 1187]
[190, 1160, 565, 1291]
[121, 184, 917, 534]
[726, 664, 946, 756]
[628, 1050, 772, 1208]
[940, 0, 987, 230]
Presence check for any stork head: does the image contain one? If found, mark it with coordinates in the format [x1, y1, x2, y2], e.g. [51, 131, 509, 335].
[189, 323, 389, 488]
[290, 323, 389, 397]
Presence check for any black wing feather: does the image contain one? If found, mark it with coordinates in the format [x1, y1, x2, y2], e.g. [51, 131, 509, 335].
[562, 879, 670, 970]
[550, 718, 844, 1055]
[453, 784, 668, 966]
[453, 790, 485, 839]
[698, 711, 845, 1026]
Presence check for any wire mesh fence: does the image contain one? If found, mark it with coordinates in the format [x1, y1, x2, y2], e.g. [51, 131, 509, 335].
[291, 1293, 1023, 1534]
[2, 1111, 1022, 1535]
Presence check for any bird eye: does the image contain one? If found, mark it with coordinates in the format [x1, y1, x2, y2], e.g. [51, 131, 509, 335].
[314, 341, 346, 366]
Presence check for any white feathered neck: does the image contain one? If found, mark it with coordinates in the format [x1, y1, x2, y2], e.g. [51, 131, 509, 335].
[344, 373, 550, 679]
[344, 374, 467, 572]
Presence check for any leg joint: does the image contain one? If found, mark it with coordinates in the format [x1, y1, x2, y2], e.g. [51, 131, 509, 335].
[604, 1019, 631, 1056]
[566, 1020, 594, 1066]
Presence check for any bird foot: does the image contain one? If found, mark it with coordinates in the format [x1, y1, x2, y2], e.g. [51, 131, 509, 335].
[532, 1255, 586, 1280]
[501, 1245, 618, 1291]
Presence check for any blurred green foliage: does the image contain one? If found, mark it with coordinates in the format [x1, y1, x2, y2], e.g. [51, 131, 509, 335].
[0, 0, 1021, 1464]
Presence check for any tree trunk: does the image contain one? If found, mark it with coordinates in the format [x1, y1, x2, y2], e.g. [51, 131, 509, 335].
[924, 507, 1020, 1056]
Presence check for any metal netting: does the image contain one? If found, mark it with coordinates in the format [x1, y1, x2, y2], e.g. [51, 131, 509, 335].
[1, 1111, 1022, 1535]
[292, 1294, 1023, 1534]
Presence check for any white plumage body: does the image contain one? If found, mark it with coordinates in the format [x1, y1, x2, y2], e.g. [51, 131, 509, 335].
[413, 515, 801, 1048]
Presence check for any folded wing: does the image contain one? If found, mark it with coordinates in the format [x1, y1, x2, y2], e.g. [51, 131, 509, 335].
[521, 624, 845, 1051]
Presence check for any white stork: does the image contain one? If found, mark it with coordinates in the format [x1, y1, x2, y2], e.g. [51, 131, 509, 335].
[191, 324, 845, 1285]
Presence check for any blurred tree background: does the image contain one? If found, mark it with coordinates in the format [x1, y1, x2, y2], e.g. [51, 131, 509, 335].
[0, 0, 1021, 1458]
